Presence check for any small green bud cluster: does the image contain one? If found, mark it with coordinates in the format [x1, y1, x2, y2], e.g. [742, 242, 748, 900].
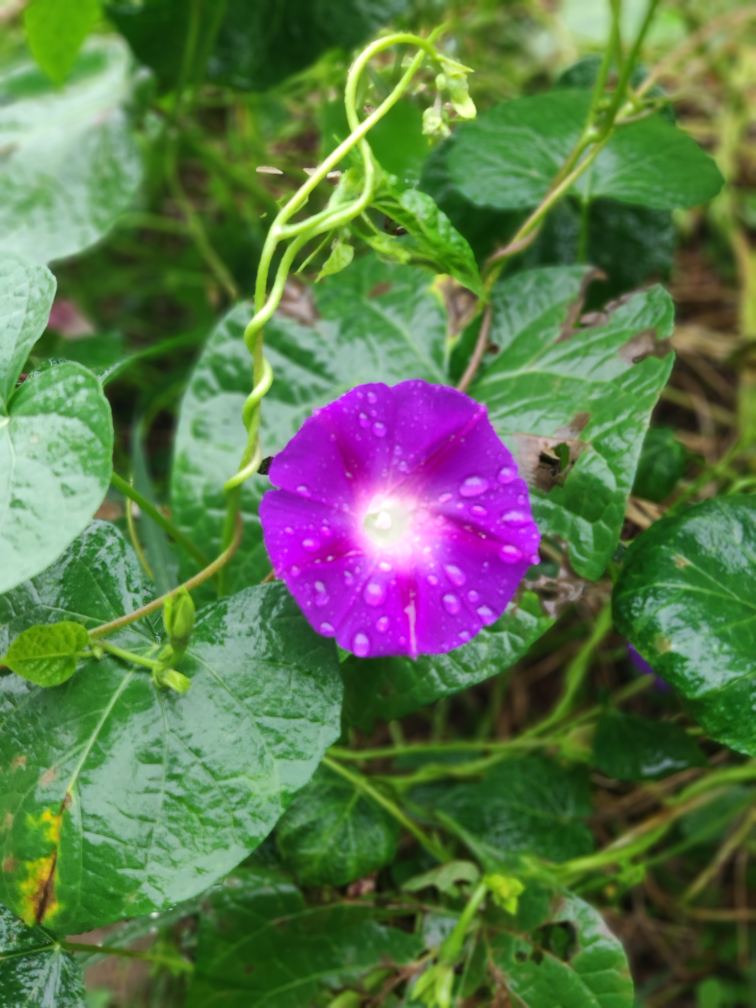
[154, 587, 196, 693]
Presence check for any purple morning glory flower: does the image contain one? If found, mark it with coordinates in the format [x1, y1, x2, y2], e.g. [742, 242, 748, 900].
[259, 380, 540, 658]
[628, 645, 671, 692]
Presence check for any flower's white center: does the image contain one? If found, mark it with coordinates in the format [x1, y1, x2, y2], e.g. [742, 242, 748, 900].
[362, 495, 413, 547]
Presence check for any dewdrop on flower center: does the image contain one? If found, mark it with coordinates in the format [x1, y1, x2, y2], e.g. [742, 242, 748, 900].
[259, 379, 540, 659]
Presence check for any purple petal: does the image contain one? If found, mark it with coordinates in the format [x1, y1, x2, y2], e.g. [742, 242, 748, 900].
[260, 380, 540, 658]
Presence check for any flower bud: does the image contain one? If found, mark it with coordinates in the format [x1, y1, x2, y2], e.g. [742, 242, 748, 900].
[163, 587, 195, 655]
[422, 105, 451, 138]
[156, 668, 191, 694]
[484, 873, 525, 914]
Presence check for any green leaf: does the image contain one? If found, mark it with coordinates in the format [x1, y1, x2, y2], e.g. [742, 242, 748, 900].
[341, 591, 553, 731]
[0, 254, 56, 404]
[592, 711, 705, 782]
[369, 186, 482, 294]
[0, 37, 143, 264]
[447, 91, 723, 211]
[613, 496, 756, 755]
[276, 765, 400, 886]
[470, 267, 675, 579]
[187, 866, 422, 1008]
[0, 902, 85, 1008]
[3, 622, 89, 687]
[317, 236, 354, 281]
[632, 427, 687, 502]
[24, 0, 101, 86]
[0, 522, 343, 932]
[0, 362, 114, 595]
[486, 887, 634, 1007]
[171, 257, 449, 597]
[110, 0, 408, 92]
[411, 757, 594, 864]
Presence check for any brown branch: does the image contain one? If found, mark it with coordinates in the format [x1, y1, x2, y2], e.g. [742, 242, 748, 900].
[457, 304, 493, 394]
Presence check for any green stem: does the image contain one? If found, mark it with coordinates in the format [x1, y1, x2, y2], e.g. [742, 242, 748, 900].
[527, 603, 613, 736]
[438, 882, 487, 964]
[604, 0, 661, 126]
[112, 473, 209, 569]
[89, 513, 243, 640]
[97, 641, 161, 670]
[63, 941, 192, 972]
[666, 439, 743, 514]
[322, 755, 448, 863]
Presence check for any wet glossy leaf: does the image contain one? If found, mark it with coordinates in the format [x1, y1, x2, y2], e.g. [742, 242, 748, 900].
[341, 591, 553, 730]
[411, 756, 594, 863]
[0, 38, 143, 264]
[24, 0, 101, 86]
[447, 91, 723, 211]
[369, 186, 482, 293]
[187, 866, 422, 1008]
[632, 427, 687, 502]
[0, 362, 113, 595]
[3, 622, 89, 688]
[592, 711, 705, 781]
[0, 902, 85, 1008]
[0, 254, 57, 405]
[276, 765, 400, 886]
[613, 496, 756, 755]
[487, 886, 633, 1007]
[171, 258, 448, 596]
[469, 267, 674, 579]
[0, 522, 342, 933]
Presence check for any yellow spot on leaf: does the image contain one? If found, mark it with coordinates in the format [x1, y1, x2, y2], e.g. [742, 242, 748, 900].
[11, 756, 26, 771]
[16, 807, 66, 926]
[2, 814, 13, 831]
[673, 554, 692, 569]
[654, 635, 672, 654]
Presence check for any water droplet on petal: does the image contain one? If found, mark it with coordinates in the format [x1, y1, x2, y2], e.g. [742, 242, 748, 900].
[320, 622, 335, 635]
[427, 574, 439, 586]
[459, 630, 470, 642]
[398, 460, 408, 472]
[343, 570, 354, 585]
[530, 553, 541, 564]
[353, 632, 370, 657]
[358, 412, 370, 428]
[517, 494, 526, 505]
[394, 445, 402, 456]
[502, 510, 529, 526]
[372, 421, 387, 437]
[438, 492, 453, 503]
[444, 564, 466, 587]
[443, 593, 461, 615]
[297, 485, 309, 496]
[477, 605, 496, 625]
[467, 590, 480, 603]
[364, 581, 386, 607]
[367, 391, 377, 404]
[320, 525, 333, 537]
[302, 537, 319, 552]
[284, 526, 294, 534]
[376, 616, 390, 633]
[379, 561, 392, 572]
[290, 566, 300, 577]
[499, 544, 524, 563]
[314, 581, 328, 606]
[460, 476, 489, 497]
[471, 505, 487, 517]
[498, 465, 516, 484]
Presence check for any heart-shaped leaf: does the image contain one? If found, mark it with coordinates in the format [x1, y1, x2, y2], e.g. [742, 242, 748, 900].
[592, 711, 705, 781]
[0, 361, 113, 594]
[3, 622, 89, 687]
[469, 266, 674, 579]
[0, 902, 85, 1008]
[187, 866, 422, 1008]
[613, 496, 756, 755]
[0, 253, 56, 404]
[0, 37, 143, 264]
[446, 91, 723, 211]
[276, 764, 400, 886]
[0, 521, 343, 933]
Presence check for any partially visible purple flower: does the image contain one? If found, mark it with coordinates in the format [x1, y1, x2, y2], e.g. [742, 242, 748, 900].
[260, 380, 540, 659]
[628, 645, 671, 692]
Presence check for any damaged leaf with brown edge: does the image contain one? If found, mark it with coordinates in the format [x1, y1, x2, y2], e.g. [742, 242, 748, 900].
[0, 520, 342, 933]
[613, 496, 756, 755]
[469, 266, 674, 580]
[3, 622, 89, 687]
